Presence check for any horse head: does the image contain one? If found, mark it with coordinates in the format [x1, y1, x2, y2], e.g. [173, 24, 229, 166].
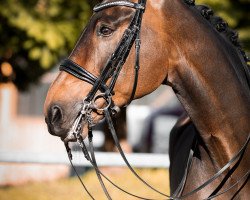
[44, 0, 169, 141]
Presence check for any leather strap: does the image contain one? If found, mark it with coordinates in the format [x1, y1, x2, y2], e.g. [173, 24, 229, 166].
[64, 142, 95, 200]
[179, 133, 250, 199]
[206, 171, 249, 200]
[127, 13, 143, 104]
[60, 59, 108, 92]
[78, 130, 168, 200]
[65, 129, 249, 200]
[71, 130, 167, 200]
[104, 108, 173, 198]
[172, 145, 196, 197]
[86, 4, 145, 103]
[93, 1, 145, 12]
[88, 128, 112, 200]
[104, 107, 250, 199]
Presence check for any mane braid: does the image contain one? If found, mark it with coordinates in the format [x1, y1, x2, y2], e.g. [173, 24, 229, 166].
[184, 0, 250, 65]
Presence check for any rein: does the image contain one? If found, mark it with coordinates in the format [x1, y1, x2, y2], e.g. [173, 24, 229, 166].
[59, 0, 249, 199]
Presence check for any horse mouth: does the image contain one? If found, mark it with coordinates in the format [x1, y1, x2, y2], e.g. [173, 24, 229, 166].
[61, 131, 77, 143]
[60, 120, 90, 143]
[44, 115, 72, 140]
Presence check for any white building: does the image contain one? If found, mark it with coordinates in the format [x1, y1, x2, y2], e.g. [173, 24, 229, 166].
[0, 71, 69, 185]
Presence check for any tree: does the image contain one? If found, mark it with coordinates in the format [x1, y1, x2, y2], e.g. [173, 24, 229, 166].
[0, 0, 96, 90]
[197, 0, 250, 53]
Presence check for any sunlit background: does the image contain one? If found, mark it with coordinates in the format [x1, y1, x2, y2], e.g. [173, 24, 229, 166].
[0, 0, 249, 199]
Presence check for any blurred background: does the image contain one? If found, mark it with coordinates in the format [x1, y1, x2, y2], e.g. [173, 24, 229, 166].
[0, 0, 249, 199]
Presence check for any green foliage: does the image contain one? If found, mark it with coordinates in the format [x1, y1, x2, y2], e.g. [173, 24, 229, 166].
[197, 0, 250, 52]
[0, 0, 94, 90]
[0, 0, 249, 90]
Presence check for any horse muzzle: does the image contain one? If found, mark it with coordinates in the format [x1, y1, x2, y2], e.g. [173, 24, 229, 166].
[45, 104, 71, 139]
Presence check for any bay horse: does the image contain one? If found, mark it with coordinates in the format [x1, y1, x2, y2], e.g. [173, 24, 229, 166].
[44, 0, 250, 199]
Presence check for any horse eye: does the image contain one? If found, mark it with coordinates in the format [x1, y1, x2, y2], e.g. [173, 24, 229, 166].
[99, 26, 113, 36]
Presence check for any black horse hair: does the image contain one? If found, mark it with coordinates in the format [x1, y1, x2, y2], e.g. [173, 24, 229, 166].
[184, 0, 249, 64]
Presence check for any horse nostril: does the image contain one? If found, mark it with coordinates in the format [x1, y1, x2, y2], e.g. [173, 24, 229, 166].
[49, 105, 63, 125]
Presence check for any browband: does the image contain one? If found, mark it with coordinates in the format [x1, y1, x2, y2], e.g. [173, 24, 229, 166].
[93, 1, 145, 12]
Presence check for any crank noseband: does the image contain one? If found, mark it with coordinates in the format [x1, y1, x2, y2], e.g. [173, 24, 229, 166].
[60, 59, 108, 93]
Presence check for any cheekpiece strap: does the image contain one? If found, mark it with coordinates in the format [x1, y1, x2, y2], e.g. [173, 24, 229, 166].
[93, 1, 145, 12]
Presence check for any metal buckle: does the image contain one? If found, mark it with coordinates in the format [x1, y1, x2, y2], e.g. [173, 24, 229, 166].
[92, 93, 112, 112]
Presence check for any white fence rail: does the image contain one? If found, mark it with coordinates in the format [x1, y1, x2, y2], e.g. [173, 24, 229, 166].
[0, 152, 169, 168]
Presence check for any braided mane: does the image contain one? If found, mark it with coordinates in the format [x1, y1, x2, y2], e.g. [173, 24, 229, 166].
[184, 0, 249, 65]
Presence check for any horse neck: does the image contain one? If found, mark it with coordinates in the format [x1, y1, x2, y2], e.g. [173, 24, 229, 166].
[164, 1, 250, 163]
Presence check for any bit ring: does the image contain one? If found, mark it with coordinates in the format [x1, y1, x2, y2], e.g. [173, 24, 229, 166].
[92, 93, 112, 112]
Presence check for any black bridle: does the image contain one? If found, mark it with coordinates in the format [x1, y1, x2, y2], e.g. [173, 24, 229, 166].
[59, 0, 145, 142]
[60, 0, 144, 106]
[59, 0, 249, 199]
